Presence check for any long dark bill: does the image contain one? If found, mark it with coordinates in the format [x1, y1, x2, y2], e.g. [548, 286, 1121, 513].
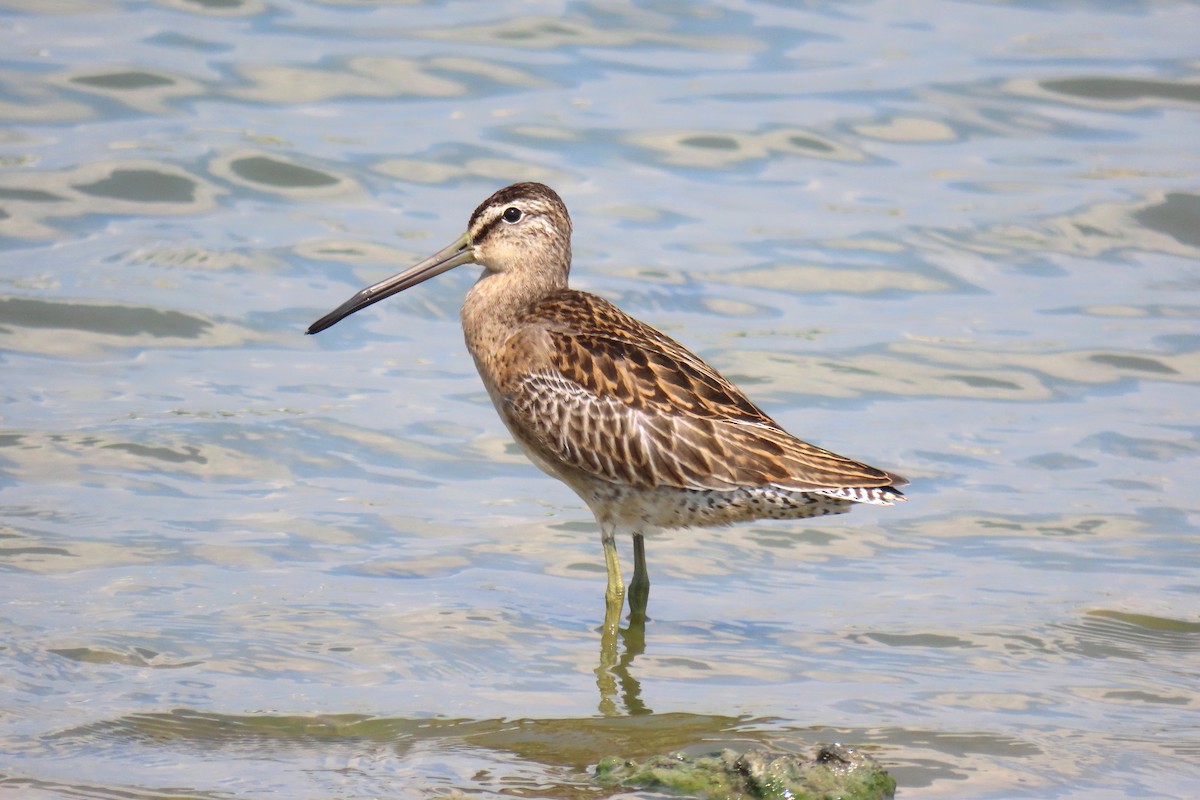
[306, 232, 474, 335]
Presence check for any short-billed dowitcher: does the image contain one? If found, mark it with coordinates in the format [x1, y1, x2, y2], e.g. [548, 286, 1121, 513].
[308, 183, 906, 624]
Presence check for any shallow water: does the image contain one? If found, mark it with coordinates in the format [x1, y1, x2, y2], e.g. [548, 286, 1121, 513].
[1, 1, 1198, 798]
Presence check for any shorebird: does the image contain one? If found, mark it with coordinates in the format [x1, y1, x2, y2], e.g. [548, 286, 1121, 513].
[308, 182, 906, 624]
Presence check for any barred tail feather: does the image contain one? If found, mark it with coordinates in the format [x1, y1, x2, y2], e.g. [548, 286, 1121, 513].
[812, 485, 907, 505]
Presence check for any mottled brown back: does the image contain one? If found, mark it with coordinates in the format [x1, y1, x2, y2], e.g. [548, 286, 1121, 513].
[499, 290, 906, 494]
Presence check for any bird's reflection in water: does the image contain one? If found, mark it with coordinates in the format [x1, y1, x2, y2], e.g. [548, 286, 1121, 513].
[596, 609, 649, 717]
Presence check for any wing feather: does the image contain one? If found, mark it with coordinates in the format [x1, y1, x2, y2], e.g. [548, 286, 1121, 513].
[498, 291, 906, 496]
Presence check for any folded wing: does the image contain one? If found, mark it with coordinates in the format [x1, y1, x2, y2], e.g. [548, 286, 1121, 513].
[499, 292, 906, 497]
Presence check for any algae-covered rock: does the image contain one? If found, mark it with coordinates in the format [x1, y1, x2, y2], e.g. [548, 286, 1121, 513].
[595, 743, 895, 800]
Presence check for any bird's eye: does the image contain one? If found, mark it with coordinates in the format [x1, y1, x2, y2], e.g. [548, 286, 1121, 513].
[502, 207, 522, 223]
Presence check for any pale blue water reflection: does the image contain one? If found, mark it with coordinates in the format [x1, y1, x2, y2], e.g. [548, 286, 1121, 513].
[1, 1, 1198, 798]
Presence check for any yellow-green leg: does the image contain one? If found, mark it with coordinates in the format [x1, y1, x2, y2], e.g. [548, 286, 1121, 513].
[628, 532, 649, 622]
[601, 524, 625, 630]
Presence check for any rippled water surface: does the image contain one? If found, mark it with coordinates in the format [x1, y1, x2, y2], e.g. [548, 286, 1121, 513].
[2, 1, 1198, 798]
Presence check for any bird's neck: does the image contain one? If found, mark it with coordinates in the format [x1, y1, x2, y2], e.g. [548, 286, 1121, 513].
[460, 264, 566, 371]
